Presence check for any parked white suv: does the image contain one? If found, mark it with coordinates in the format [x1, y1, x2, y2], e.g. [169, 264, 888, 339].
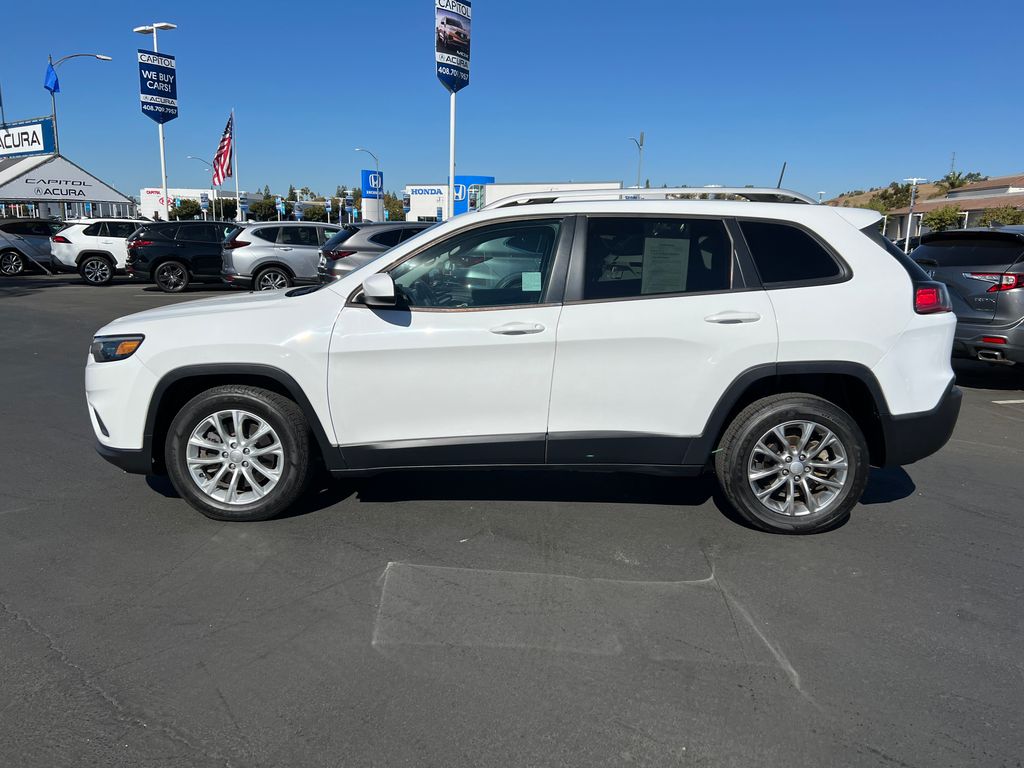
[85, 189, 961, 533]
[51, 219, 140, 285]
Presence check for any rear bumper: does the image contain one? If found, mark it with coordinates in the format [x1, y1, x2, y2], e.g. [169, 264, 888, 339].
[880, 379, 962, 466]
[953, 318, 1024, 364]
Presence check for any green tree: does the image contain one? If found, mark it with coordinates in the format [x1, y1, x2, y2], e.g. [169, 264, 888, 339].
[300, 204, 327, 222]
[286, 184, 298, 202]
[979, 206, 1024, 227]
[169, 199, 202, 220]
[262, 184, 271, 197]
[383, 191, 406, 221]
[963, 172, 986, 184]
[215, 198, 237, 221]
[921, 205, 962, 232]
[247, 197, 291, 221]
[867, 182, 912, 213]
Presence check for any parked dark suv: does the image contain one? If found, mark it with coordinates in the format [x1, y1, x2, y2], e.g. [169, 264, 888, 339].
[126, 221, 237, 292]
[912, 226, 1024, 365]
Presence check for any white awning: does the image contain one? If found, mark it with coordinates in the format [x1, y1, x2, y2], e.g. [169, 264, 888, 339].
[0, 154, 132, 204]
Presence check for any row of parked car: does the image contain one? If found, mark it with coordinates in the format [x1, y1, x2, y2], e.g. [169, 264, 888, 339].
[0, 216, 432, 292]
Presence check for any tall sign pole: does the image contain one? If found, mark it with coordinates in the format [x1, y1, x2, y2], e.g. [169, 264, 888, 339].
[435, 0, 471, 220]
[137, 32, 178, 221]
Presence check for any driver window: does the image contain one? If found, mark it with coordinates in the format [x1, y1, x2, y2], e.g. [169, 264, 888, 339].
[389, 218, 562, 309]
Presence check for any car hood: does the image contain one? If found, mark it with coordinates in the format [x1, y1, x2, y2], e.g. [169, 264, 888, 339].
[99, 289, 301, 331]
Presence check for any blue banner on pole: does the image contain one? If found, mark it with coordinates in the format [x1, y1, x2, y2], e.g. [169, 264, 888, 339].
[435, 0, 471, 93]
[137, 50, 178, 124]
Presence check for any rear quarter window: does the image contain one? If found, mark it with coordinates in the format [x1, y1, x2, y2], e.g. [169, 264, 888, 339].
[912, 237, 1024, 268]
[739, 220, 843, 285]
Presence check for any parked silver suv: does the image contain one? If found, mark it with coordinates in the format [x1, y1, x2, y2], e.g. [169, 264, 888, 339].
[222, 221, 343, 290]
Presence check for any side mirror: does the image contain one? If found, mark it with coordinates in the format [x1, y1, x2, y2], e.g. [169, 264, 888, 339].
[362, 273, 396, 307]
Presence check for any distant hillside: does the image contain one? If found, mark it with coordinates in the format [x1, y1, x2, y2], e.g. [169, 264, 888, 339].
[826, 182, 944, 208]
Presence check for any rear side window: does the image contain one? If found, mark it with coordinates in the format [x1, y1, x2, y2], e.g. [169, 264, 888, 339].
[912, 237, 1024, 268]
[252, 227, 280, 243]
[399, 226, 428, 242]
[582, 217, 733, 300]
[369, 229, 403, 247]
[176, 223, 223, 243]
[740, 220, 842, 285]
[109, 222, 139, 238]
[279, 226, 319, 246]
[83, 223, 104, 236]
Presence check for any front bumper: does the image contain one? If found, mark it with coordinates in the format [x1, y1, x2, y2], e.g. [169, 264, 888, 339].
[96, 442, 153, 474]
[879, 379, 962, 466]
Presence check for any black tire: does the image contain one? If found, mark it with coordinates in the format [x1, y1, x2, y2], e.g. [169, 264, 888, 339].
[253, 267, 293, 291]
[165, 385, 315, 521]
[714, 394, 869, 534]
[79, 255, 115, 286]
[0, 250, 25, 276]
[154, 260, 190, 293]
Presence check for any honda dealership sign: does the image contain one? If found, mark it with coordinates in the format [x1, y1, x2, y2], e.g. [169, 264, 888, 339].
[435, 0, 471, 93]
[138, 50, 178, 124]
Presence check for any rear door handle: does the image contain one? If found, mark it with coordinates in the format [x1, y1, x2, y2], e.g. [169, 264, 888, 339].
[704, 311, 761, 324]
[490, 321, 545, 335]
[279, 246, 293, 251]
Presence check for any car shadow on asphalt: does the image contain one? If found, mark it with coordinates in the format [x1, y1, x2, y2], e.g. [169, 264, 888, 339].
[953, 359, 1024, 391]
[147, 465, 915, 529]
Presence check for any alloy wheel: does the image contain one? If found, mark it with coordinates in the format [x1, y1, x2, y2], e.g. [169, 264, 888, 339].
[156, 263, 187, 291]
[256, 269, 289, 291]
[83, 259, 112, 284]
[746, 419, 849, 517]
[185, 409, 284, 505]
[0, 252, 24, 275]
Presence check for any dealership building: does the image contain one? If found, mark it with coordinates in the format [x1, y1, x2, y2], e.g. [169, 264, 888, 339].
[402, 179, 623, 221]
[138, 187, 263, 220]
[0, 117, 136, 219]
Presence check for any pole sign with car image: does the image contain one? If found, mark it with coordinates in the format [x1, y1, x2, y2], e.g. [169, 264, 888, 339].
[137, 50, 178, 124]
[435, 0, 471, 93]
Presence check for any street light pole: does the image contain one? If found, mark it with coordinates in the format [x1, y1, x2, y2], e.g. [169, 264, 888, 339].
[355, 147, 381, 222]
[133, 22, 176, 221]
[628, 132, 645, 188]
[47, 52, 112, 156]
[186, 155, 215, 219]
[903, 177, 928, 253]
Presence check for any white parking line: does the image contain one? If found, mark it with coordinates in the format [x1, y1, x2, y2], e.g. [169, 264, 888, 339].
[992, 399, 1024, 405]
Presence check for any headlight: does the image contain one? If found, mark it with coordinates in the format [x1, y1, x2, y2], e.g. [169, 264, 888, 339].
[90, 335, 144, 363]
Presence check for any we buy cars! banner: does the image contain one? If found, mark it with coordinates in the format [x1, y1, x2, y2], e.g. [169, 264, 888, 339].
[435, 0, 471, 93]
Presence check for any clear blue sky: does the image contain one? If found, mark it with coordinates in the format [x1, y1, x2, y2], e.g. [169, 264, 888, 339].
[2, 0, 1020, 199]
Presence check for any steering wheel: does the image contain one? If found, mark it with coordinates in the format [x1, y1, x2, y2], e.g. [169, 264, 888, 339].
[405, 279, 438, 307]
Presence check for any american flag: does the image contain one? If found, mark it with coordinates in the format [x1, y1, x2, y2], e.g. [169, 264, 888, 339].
[211, 114, 233, 187]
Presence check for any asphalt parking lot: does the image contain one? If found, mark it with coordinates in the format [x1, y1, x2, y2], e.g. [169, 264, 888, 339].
[1, 275, 1022, 768]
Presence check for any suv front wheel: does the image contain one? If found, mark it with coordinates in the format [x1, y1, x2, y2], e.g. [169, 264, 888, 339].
[715, 394, 869, 534]
[165, 385, 314, 521]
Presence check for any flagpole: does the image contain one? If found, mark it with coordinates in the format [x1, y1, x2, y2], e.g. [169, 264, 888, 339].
[231, 108, 241, 222]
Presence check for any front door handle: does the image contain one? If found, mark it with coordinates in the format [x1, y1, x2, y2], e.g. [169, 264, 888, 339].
[704, 311, 761, 324]
[490, 321, 545, 335]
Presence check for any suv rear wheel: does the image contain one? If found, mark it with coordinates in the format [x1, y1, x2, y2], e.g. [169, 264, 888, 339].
[79, 255, 114, 286]
[165, 385, 314, 521]
[0, 250, 25, 275]
[715, 394, 869, 534]
[254, 267, 292, 291]
[154, 260, 190, 293]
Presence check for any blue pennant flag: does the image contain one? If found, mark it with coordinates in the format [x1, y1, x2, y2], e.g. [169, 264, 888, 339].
[44, 63, 60, 94]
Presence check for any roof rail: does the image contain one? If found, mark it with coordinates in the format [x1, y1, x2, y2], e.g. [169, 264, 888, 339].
[480, 186, 817, 210]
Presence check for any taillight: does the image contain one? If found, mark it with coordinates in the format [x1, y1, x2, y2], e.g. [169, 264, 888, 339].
[127, 239, 153, 249]
[224, 239, 250, 249]
[965, 272, 1024, 292]
[914, 282, 952, 314]
[324, 250, 356, 261]
[51, 235, 71, 243]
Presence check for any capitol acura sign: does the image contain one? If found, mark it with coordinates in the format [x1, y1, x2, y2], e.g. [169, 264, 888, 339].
[0, 117, 56, 159]
[0, 156, 131, 204]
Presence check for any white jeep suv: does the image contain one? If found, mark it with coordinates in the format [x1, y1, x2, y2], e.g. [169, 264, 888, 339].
[86, 188, 961, 533]
[51, 219, 140, 285]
